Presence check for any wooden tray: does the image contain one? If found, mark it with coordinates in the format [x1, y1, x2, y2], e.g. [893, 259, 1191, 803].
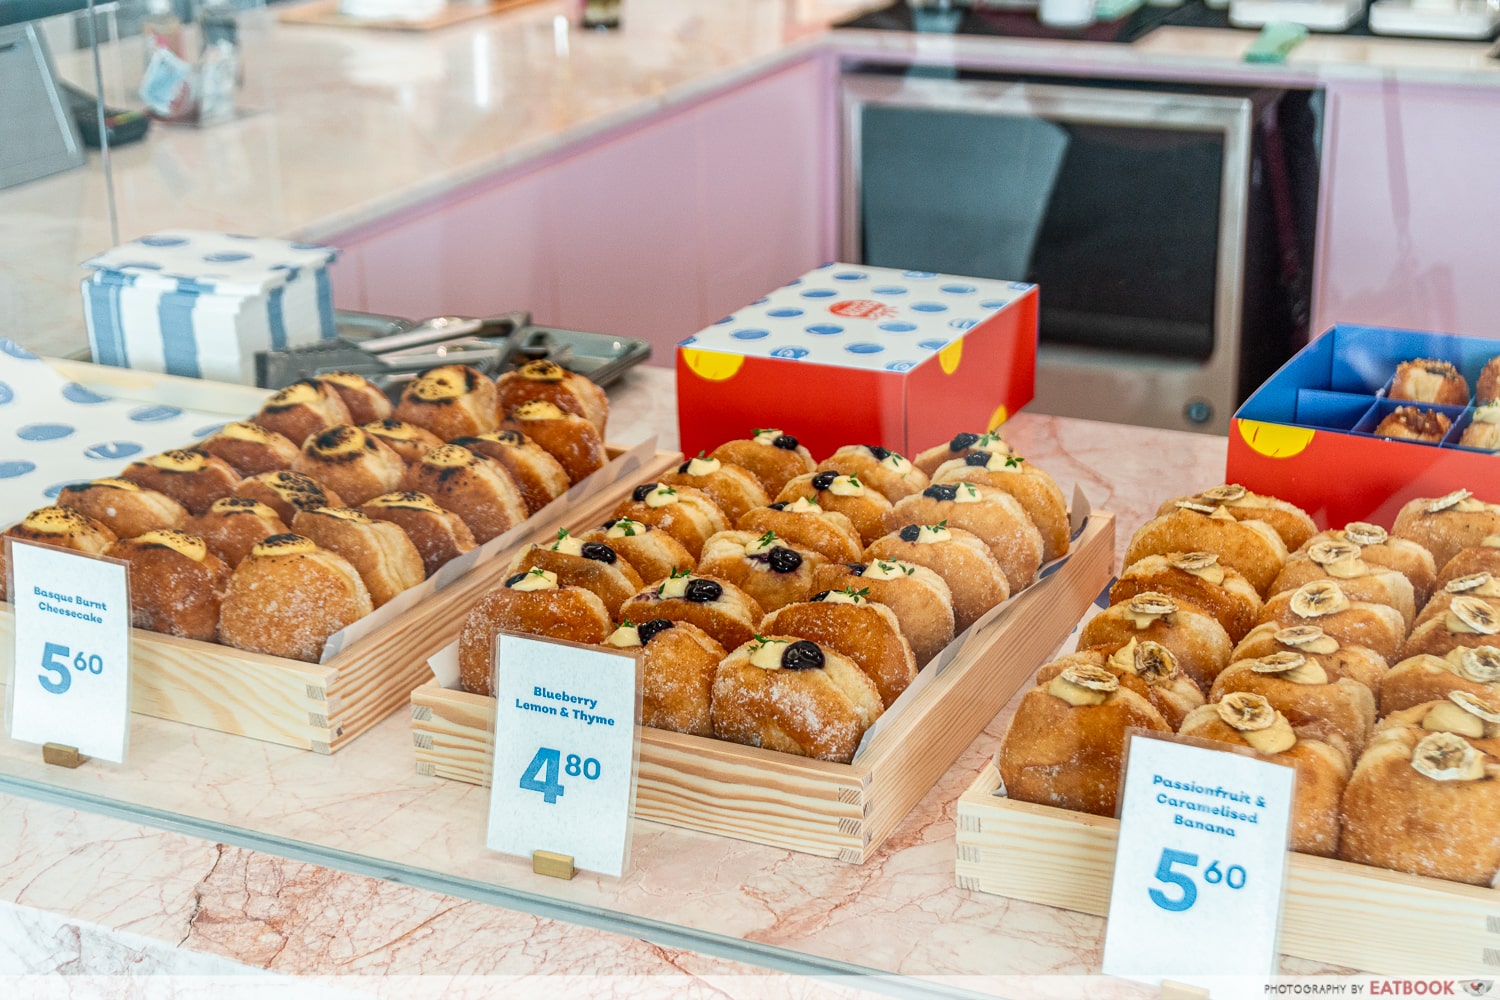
[956, 760, 1500, 976]
[278, 0, 543, 33]
[411, 511, 1116, 862]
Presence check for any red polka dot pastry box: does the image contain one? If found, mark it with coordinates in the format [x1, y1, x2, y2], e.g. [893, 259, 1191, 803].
[676, 264, 1038, 459]
[1228, 324, 1500, 528]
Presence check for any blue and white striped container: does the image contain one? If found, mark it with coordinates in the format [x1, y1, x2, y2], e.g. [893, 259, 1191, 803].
[81, 231, 339, 385]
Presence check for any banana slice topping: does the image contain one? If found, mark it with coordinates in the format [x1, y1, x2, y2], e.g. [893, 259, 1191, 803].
[1176, 501, 1217, 515]
[1426, 489, 1475, 514]
[1249, 651, 1328, 685]
[1342, 522, 1388, 546]
[1445, 572, 1498, 596]
[1126, 592, 1178, 628]
[1455, 645, 1500, 684]
[1047, 664, 1119, 707]
[1168, 551, 1225, 585]
[1447, 595, 1500, 636]
[1410, 731, 1487, 782]
[1133, 640, 1180, 686]
[1201, 484, 1248, 503]
[1289, 580, 1350, 618]
[1306, 539, 1369, 578]
[1274, 625, 1341, 655]
[1216, 692, 1297, 754]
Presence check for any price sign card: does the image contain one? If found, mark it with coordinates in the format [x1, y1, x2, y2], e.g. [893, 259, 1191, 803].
[486, 632, 641, 877]
[5, 539, 132, 762]
[1101, 731, 1296, 979]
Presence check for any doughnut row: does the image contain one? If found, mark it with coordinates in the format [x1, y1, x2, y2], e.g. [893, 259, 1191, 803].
[1380, 353, 1500, 450]
[1000, 483, 1500, 885]
[0, 362, 610, 662]
[456, 426, 1071, 764]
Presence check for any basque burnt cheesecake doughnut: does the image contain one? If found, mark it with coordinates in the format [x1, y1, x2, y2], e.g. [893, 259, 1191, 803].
[1381, 645, 1500, 716]
[314, 371, 393, 425]
[105, 529, 230, 641]
[1260, 579, 1408, 664]
[709, 429, 816, 495]
[450, 430, 571, 515]
[1231, 623, 1388, 694]
[1390, 357, 1470, 407]
[1393, 490, 1500, 568]
[196, 421, 300, 476]
[56, 477, 187, 539]
[218, 534, 373, 663]
[291, 424, 408, 506]
[1125, 500, 1289, 596]
[912, 430, 1012, 476]
[761, 590, 919, 708]
[932, 450, 1070, 562]
[813, 559, 955, 668]
[710, 636, 884, 764]
[1157, 483, 1318, 554]
[617, 571, 763, 652]
[290, 507, 425, 608]
[1110, 552, 1261, 643]
[407, 444, 528, 544]
[1375, 405, 1451, 443]
[606, 618, 724, 736]
[736, 498, 863, 564]
[120, 449, 241, 515]
[608, 483, 728, 560]
[1079, 592, 1234, 692]
[1210, 652, 1377, 757]
[254, 379, 353, 448]
[999, 663, 1171, 817]
[696, 529, 827, 612]
[865, 523, 1010, 633]
[1035, 642, 1204, 730]
[1271, 538, 1417, 630]
[887, 481, 1044, 593]
[498, 400, 606, 484]
[659, 455, 770, 524]
[494, 359, 609, 435]
[457, 568, 612, 696]
[360, 418, 445, 468]
[0, 507, 117, 600]
[506, 530, 644, 619]
[394, 364, 499, 441]
[185, 497, 289, 569]
[359, 491, 476, 578]
[233, 470, 345, 526]
[775, 471, 893, 547]
[815, 445, 929, 502]
[1298, 521, 1438, 608]
[577, 518, 694, 585]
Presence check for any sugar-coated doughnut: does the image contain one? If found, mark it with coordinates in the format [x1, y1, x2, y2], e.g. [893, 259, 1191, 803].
[813, 559, 955, 668]
[506, 530, 644, 619]
[0, 507, 117, 601]
[697, 529, 827, 613]
[1079, 591, 1234, 692]
[887, 481, 1044, 593]
[608, 483, 728, 560]
[105, 529, 229, 641]
[1393, 490, 1500, 569]
[709, 429, 816, 495]
[185, 497, 289, 568]
[578, 518, 694, 585]
[450, 430, 570, 514]
[618, 572, 764, 652]
[1375, 405, 1451, 444]
[1271, 538, 1417, 630]
[1438, 541, 1500, 590]
[1460, 405, 1500, 451]
[1478, 355, 1500, 405]
[394, 365, 499, 441]
[1035, 642, 1203, 730]
[660, 455, 770, 525]
[254, 379, 353, 448]
[407, 444, 528, 544]
[1260, 579, 1408, 664]
[1413, 571, 1500, 630]
[1125, 501, 1288, 596]
[932, 451, 1070, 562]
[290, 507, 424, 608]
[605, 618, 724, 736]
[218, 534, 372, 663]
[1390, 358, 1470, 407]
[494, 359, 609, 435]
[234, 470, 346, 525]
[498, 400, 606, 484]
[711, 636, 883, 764]
[1210, 652, 1377, 757]
[912, 430, 1012, 477]
[119, 449, 241, 515]
[1301, 521, 1438, 608]
[360, 418, 445, 468]
[776, 470, 893, 547]
[315, 371, 393, 425]
[1230, 622, 1387, 693]
[359, 491, 476, 578]
[1380, 646, 1500, 716]
[1402, 594, 1500, 660]
[456, 569, 612, 696]
[815, 445, 928, 502]
[1111, 552, 1261, 643]
[865, 524, 1009, 633]
[197, 421, 300, 476]
[761, 592, 917, 707]
[291, 424, 408, 506]
[736, 498, 862, 564]
[57, 477, 187, 540]
[1156, 483, 1317, 554]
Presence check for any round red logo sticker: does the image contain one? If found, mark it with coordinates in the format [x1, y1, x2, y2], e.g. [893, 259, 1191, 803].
[829, 299, 897, 320]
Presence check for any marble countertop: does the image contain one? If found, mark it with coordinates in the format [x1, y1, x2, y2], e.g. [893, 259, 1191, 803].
[0, 363, 1359, 989]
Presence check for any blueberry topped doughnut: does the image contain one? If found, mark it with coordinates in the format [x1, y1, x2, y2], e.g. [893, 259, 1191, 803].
[617, 571, 763, 652]
[776, 470, 893, 547]
[815, 445, 929, 502]
[709, 429, 816, 495]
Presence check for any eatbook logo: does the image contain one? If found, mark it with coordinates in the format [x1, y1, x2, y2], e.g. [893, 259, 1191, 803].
[829, 300, 896, 320]
[1462, 983, 1493, 997]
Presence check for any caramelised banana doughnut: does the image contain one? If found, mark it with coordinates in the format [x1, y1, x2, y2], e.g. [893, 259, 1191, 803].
[254, 378, 353, 448]
[218, 534, 373, 663]
[196, 421, 300, 476]
[659, 455, 770, 524]
[1231, 623, 1387, 693]
[776, 470, 893, 547]
[1392, 489, 1500, 569]
[394, 364, 499, 441]
[696, 529, 827, 613]
[912, 430, 1012, 476]
[359, 491, 476, 578]
[736, 498, 863, 564]
[506, 530, 644, 619]
[865, 523, 1009, 633]
[234, 470, 345, 525]
[56, 477, 187, 540]
[498, 400, 606, 484]
[1111, 552, 1261, 643]
[291, 424, 408, 506]
[361, 418, 445, 468]
[450, 430, 570, 515]
[711, 636, 884, 764]
[1035, 641, 1204, 730]
[1402, 594, 1500, 659]
[314, 371, 393, 425]
[618, 572, 764, 652]
[605, 618, 724, 737]
[185, 497, 289, 569]
[887, 481, 1044, 593]
[577, 518, 694, 585]
[1438, 538, 1500, 589]
[1158, 484, 1318, 553]
[290, 507, 425, 608]
[105, 530, 230, 641]
[1080, 591, 1234, 692]
[932, 450, 1070, 562]
[1211, 651, 1377, 757]
[1125, 500, 1288, 596]
[709, 429, 816, 496]
[815, 445, 928, 502]
[813, 559, 955, 668]
[1270, 538, 1417, 630]
[1413, 571, 1500, 630]
[761, 590, 917, 708]
[119, 449, 241, 515]
[608, 483, 728, 561]
[407, 444, 528, 544]
[0, 506, 117, 600]
[494, 359, 609, 435]
[1298, 521, 1438, 608]
[1380, 646, 1500, 718]
[456, 568, 612, 696]
[1261, 580, 1407, 664]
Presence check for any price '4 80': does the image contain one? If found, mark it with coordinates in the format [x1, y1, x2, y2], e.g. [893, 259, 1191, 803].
[1149, 848, 1247, 912]
[38, 642, 103, 695]
[518, 746, 602, 804]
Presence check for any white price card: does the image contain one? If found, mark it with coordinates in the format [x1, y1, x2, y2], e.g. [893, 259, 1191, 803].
[1101, 731, 1295, 980]
[5, 539, 132, 762]
[486, 632, 641, 877]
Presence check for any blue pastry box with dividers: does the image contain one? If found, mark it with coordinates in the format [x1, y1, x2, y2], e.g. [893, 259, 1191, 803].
[1227, 324, 1500, 529]
[81, 231, 338, 385]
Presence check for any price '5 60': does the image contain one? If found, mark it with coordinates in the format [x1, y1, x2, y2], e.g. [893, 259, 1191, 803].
[1149, 848, 1247, 912]
[38, 641, 104, 695]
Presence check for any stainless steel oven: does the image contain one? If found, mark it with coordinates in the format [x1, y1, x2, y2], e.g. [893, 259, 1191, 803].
[841, 71, 1318, 434]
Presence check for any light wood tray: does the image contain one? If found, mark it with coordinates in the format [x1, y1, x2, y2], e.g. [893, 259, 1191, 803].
[278, 0, 544, 33]
[956, 760, 1500, 976]
[411, 510, 1116, 862]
